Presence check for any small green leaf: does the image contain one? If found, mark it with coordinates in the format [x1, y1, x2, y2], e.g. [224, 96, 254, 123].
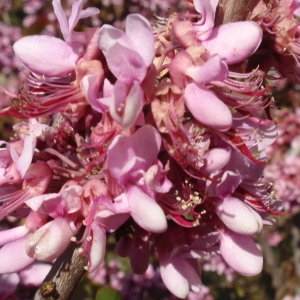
[95, 286, 123, 300]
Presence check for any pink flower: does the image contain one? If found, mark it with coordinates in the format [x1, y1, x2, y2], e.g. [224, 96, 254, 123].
[98, 14, 155, 129]
[13, 0, 99, 77]
[106, 125, 169, 233]
[25, 217, 78, 261]
[219, 229, 263, 276]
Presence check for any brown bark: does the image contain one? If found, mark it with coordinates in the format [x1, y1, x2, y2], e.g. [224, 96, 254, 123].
[215, 0, 257, 25]
[34, 228, 87, 300]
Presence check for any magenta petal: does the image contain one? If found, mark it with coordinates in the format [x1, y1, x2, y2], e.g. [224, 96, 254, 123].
[13, 35, 79, 76]
[0, 235, 35, 274]
[126, 14, 154, 67]
[201, 21, 262, 65]
[184, 83, 232, 131]
[220, 229, 263, 276]
[127, 185, 167, 233]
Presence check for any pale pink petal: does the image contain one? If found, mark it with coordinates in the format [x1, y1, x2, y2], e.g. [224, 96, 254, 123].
[68, 1, 83, 32]
[193, 0, 219, 41]
[13, 35, 79, 76]
[0, 226, 29, 246]
[201, 21, 262, 64]
[52, 0, 69, 40]
[216, 196, 263, 235]
[127, 185, 167, 233]
[0, 273, 20, 299]
[0, 235, 35, 274]
[202, 147, 231, 174]
[120, 82, 144, 130]
[107, 134, 139, 179]
[25, 193, 57, 211]
[206, 170, 242, 197]
[160, 257, 190, 299]
[185, 55, 228, 83]
[17, 133, 36, 178]
[25, 218, 78, 261]
[82, 74, 103, 113]
[89, 224, 106, 273]
[184, 83, 232, 131]
[79, 7, 100, 20]
[125, 14, 154, 67]
[219, 229, 263, 276]
[98, 25, 129, 54]
[105, 43, 147, 84]
[131, 124, 161, 166]
[19, 263, 51, 286]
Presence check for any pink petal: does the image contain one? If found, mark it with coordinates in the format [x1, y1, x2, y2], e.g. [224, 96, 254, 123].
[126, 14, 154, 67]
[219, 229, 263, 276]
[193, 0, 219, 41]
[119, 82, 144, 130]
[79, 7, 100, 20]
[0, 235, 35, 274]
[107, 124, 161, 180]
[105, 43, 147, 84]
[127, 185, 167, 233]
[98, 25, 129, 54]
[216, 196, 263, 235]
[185, 55, 228, 83]
[131, 124, 161, 167]
[160, 256, 201, 298]
[0, 226, 29, 246]
[202, 147, 231, 174]
[201, 21, 262, 65]
[83, 74, 103, 113]
[52, 0, 69, 39]
[184, 83, 232, 131]
[0, 273, 20, 299]
[160, 257, 189, 298]
[89, 224, 106, 273]
[19, 263, 51, 286]
[25, 218, 77, 261]
[13, 35, 79, 76]
[17, 133, 36, 178]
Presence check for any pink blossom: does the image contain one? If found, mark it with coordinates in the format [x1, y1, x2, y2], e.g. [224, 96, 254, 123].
[98, 14, 155, 129]
[219, 229, 263, 276]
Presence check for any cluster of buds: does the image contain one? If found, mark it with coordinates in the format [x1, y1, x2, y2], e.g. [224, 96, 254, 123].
[0, 0, 298, 298]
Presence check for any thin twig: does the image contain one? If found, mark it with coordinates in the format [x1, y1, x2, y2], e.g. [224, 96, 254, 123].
[215, 0, 257, 25]
[34, 228, 87, 300]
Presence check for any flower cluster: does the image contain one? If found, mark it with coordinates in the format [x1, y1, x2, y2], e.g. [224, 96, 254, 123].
[0, 0, 293, 298]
